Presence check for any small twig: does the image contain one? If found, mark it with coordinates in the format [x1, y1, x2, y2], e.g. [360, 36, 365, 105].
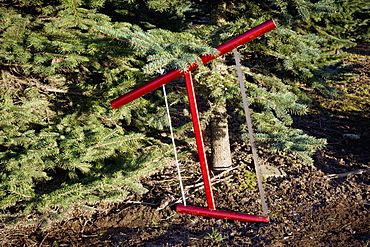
[324, 168, 370, 179]
[169, 174, 234, 207]
[43, 87, 84, 95]
[39, 232, 49, 247]
[191, 175, 233, 194]
[185, 166, 237, 189]
[124, 200, 158, 207]
[9, 75, 86, 96]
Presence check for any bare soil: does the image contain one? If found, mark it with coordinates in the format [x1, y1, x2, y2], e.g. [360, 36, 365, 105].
[0, 44, 369, 246]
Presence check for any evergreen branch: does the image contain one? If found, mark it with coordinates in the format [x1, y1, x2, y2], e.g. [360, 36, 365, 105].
[130, 36, 151, 51]
[31, 142, 58, 153]
[91, 28, 129, 43]
[9, 190, 37, 199]
[143, 60, 174, 74]
[13, 77, 88, 95]
[44, 184, 83, 203]
[85, 135, 144, 152]
[125, 100, 150, 109]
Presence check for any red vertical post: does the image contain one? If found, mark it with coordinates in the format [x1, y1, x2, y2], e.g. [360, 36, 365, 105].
[184, 72, 216, 210]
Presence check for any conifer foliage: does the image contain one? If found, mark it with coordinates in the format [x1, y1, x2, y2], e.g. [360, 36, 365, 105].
[0, 0, 170, 219]
[95, 25, 219, 74]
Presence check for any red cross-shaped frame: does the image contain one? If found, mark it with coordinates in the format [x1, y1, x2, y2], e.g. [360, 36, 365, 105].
[111, 20, 276, 222]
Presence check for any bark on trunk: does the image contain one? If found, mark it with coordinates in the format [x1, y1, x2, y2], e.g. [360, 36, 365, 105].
[210, 1, 227, 24]
[210, 99, 232, 170]
[209, 2, 232, 170]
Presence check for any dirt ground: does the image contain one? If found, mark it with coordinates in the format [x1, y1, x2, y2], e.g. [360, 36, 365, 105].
[0, 44, 369, 246]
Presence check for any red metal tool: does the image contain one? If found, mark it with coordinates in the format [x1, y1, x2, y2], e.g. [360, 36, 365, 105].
[111, 20, 277, 222]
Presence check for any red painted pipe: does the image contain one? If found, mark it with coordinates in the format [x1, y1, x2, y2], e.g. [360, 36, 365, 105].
[176, 205, 269, 223]
[184, 72, 215, 210]
[111, 19, 276, 109]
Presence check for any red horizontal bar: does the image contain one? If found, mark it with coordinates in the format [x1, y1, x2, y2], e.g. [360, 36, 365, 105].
[200, 19, 276, 64]
[112, 69, 182, 109]
[176, 205, 269, 223]
[111, 19, 276, 109]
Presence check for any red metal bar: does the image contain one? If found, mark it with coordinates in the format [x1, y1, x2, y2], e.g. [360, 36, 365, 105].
[200, 19, 276, 64]
[184, 72, 215, 210]
[176, 205, 269, 223]
[111, 19, 276, 109]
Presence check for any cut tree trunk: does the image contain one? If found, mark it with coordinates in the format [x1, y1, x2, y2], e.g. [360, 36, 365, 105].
[210, 99, 232, 170]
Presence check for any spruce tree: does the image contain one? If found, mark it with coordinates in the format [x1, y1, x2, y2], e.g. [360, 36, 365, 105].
[0, 0, 171, 220]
